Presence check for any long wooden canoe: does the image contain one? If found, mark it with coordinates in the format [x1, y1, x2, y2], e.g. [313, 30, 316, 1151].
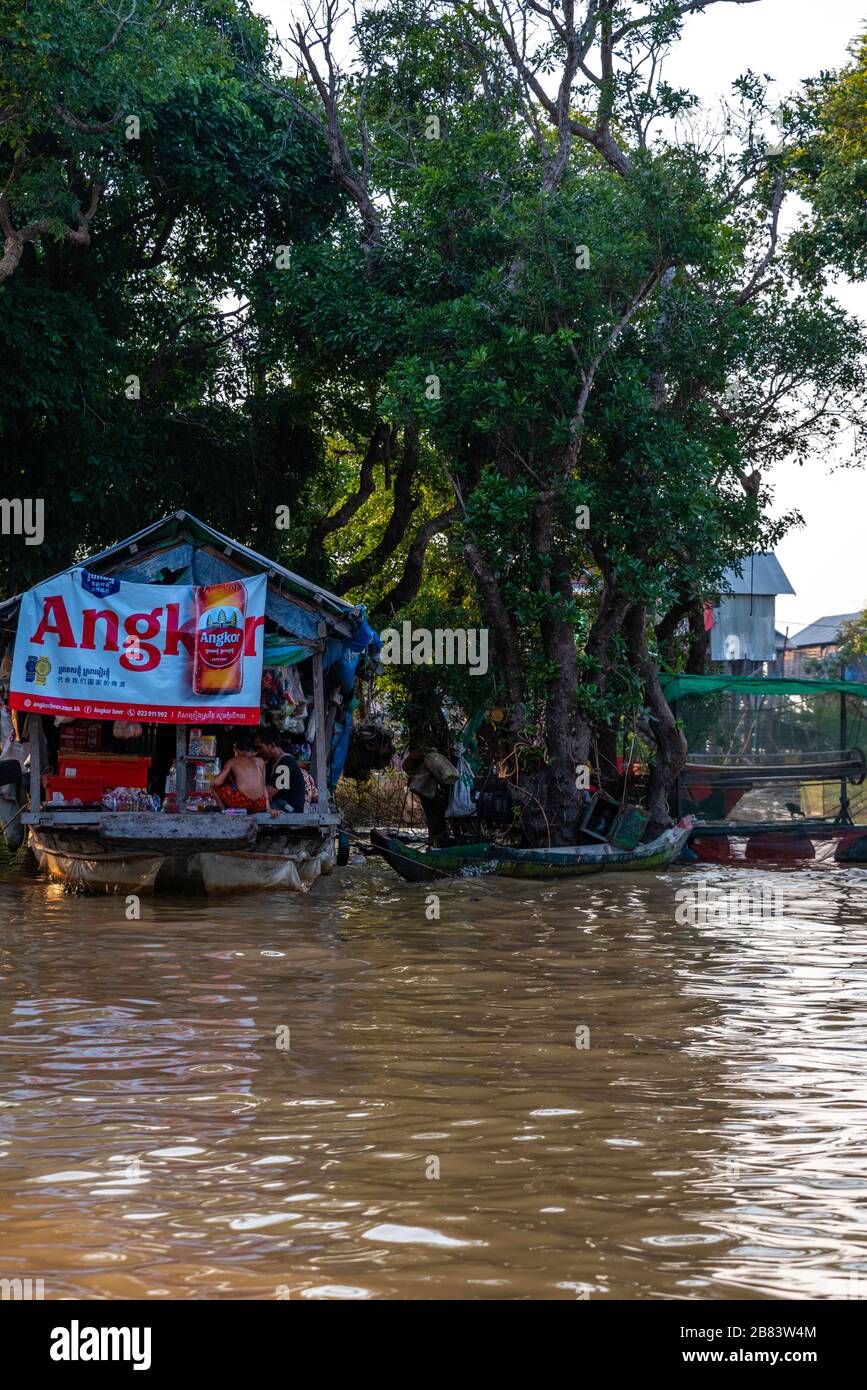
[369, 821, 693, 883]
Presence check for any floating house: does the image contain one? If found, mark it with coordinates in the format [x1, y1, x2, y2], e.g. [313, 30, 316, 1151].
[0, 511, 379, 893]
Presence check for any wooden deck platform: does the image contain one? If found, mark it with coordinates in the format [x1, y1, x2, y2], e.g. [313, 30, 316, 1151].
[22, 809, 340, 843]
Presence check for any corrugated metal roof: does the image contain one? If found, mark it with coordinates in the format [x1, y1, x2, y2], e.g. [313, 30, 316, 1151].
[88, 511, 359, 618]
[720, 553, 795, 596]
[0, 510, 361, 636]
[789, 613, 860, 649]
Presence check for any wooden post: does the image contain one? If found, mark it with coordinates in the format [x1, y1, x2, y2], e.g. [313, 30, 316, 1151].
[312, 640, 328, 808]
[29, 713, 42, 813]
[175, 725, 187, 813]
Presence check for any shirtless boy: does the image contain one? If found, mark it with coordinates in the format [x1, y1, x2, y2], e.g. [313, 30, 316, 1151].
[212, 734, 275, 814]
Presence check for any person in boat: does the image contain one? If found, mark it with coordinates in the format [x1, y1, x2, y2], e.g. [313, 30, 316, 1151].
[255, 726, 307, 814]
[212, 733, 273, 814]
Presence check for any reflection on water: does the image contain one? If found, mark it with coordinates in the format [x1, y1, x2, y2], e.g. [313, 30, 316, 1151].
[1, 856, 866, 1300]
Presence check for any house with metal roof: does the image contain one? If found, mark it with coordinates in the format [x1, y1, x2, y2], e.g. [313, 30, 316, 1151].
[782, 612, 862, 679]
[710, 553, 795, 669]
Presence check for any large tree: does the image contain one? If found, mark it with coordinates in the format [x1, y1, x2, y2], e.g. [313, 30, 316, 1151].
[3, 1, 865, 844]
[260, 0, 865, 837]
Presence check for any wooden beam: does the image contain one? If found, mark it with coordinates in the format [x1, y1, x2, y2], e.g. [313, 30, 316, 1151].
[22, 809, 341, 829]
[100, 812, 257, 844]
[311, 639, 328, 806]
[28, 713, 42, 812]
[175, 725, 187, 812]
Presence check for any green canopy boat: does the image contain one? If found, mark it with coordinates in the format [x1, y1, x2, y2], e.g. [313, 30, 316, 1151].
[369, 820, 693, 884]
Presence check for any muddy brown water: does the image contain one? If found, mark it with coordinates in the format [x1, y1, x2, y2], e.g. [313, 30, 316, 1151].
[1, 855, 866, 1300]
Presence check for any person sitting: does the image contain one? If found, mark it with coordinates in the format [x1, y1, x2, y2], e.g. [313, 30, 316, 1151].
[212, 734, 272, 814]
[254, 727, 307, 814]
[288, 741, 319, 806]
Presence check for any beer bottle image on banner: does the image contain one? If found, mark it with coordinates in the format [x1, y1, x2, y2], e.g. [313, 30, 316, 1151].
[193, 581, 246, 694]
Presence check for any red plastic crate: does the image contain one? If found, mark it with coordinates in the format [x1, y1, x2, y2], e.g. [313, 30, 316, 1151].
[57, 754, 150, 791]
[46, 775, 104, 805]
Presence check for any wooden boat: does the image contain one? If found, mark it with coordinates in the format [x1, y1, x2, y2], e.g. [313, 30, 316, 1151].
[27, 810, 341, 894]
[369, 820, 693, 883]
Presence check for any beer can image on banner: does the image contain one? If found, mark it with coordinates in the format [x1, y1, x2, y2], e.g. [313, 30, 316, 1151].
[193, 581, 247, 694]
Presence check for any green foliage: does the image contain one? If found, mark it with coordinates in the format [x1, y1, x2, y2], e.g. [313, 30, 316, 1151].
[0, 0, 338, 590]
[835, 612, 867, 668]
[790, 32, 867, 282]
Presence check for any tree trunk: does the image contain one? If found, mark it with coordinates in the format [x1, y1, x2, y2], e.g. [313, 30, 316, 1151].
[463, 540, 527, 739]
[580, 566, 634, 762]
[655, 591, 710, 674]
[625, 603, 688, 837]
[532, 492, 582, 845]
[686, 602, 710, 674]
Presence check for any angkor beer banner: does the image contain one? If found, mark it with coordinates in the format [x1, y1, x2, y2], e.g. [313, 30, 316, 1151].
[10, 570, 268, 724]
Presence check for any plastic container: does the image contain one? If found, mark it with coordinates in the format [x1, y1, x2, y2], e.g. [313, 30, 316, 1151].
[46, 774, 103, 805]
[57, 753, 151, 793]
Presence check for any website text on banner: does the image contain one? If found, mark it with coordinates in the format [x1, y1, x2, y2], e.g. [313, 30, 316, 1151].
[9, 571, 268, 724]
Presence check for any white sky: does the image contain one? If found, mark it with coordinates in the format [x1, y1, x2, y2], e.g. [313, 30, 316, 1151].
[256, 0, 867, 635]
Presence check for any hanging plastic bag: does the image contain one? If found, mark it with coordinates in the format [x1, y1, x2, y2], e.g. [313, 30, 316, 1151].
[408, 767, 439, 798]
[423, 750, 459, 785]
[446, 754, 476, 818]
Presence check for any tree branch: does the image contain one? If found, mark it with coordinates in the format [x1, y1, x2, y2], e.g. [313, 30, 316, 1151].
[612, 0, 762, 43]
[54, 104, 124, 135]
[565, 262, 672, 466]
[0, 178, 102, 282]
[376, 505, 462, 614]
[735, 172, 785, 305]
[290, 1, 383, 254]
[306, 422, 393, 560]
[334, 423, 420, 594]
[483, 0, 632, 178]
